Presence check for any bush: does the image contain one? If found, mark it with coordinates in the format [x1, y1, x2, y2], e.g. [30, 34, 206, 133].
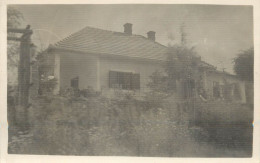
[80, 86, 100, 98]
[38, 77, 57, 95]
[9, 89, 253, 156]
[21, 94, 186, 155]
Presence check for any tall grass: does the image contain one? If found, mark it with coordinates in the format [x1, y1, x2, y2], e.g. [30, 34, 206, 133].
[9, 93, 253, 157]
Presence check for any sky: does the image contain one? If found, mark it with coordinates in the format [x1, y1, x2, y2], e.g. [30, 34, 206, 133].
[11, 4, 253, 73]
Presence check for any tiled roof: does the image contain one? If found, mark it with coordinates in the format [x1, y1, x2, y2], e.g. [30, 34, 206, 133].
[52, 26, 168, 61]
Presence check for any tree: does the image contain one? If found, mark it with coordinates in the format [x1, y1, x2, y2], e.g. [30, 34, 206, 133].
[233, 47, 254, 82]
[7, 7, 24, 86]
[147, 23, 200, 95]
[147, 44, 200, 97]
[7, 7, 24, 128]
[165, 45, 199, 90]
[7, 6, 23, 28]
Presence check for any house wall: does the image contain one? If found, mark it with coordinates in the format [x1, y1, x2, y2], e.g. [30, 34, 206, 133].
[51, 50, 163, 96]
[204, 71, 246, 102]
[99, 56, 163, 95]
[51, 50, 246, 102]
[59, 52, 99, 92]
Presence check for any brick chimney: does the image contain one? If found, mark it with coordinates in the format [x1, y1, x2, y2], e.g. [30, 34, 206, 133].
[124, 23, 132, 35]
[147, 31, 156, 41]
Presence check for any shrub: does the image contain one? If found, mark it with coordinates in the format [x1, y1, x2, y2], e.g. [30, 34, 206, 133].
[10, 88, 253, 156]
[80, 86, 100, 98]
[38, 76, 57, 95]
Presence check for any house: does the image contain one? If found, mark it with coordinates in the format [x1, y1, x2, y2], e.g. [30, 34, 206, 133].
[173, 56, 246, 102]
[39, 23, 246, 102]
[199, 69, 246, 102]
[40, 23, 167, 96]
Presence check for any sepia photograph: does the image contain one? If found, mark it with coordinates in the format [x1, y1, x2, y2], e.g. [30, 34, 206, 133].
[6, 4, 254, 157]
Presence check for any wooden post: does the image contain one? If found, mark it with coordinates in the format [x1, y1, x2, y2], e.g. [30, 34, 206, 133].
[18, 32, 32, 107]
[8, 25, 33, 130]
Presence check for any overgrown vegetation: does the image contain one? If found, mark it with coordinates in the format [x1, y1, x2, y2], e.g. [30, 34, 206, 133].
[7, 7, 23, 87]
[8, 93, 252, 157]
[147, 44, 201, 95]
[233, 47, 254, 82]
[233, 47, 254, 104]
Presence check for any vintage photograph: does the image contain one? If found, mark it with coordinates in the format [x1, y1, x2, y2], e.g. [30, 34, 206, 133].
[7, 4, 254, 157]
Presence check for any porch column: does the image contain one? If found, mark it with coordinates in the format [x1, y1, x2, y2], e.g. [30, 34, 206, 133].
[53, 53, 60, 95]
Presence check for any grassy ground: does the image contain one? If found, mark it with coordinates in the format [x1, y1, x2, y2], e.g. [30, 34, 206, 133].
[8, 94, 253, 157]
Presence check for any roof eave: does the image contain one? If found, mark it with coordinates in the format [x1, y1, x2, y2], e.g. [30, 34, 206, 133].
[49, 46, 167, 62]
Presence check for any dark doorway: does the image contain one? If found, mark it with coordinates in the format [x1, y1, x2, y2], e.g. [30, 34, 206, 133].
[71, 76, 79, 89]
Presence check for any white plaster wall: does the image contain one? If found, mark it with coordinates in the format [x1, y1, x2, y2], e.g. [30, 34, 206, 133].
[59, 52, 98, 91]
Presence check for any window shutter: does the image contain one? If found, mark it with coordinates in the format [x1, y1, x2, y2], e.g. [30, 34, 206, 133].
[123, 72, 132, 90]
[109, 71, 118, 88]
[118, 72, 124, 89]
[132, 73, 140, 90]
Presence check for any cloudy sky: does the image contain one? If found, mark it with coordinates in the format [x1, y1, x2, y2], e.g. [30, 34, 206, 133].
[11, 4, 253, 73]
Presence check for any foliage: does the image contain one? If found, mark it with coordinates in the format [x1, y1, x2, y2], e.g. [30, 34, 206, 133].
[147, 45, 200, 94]
[7, 7, 23, 87]
[80, 87, 99, 98]
[192, 100, 253, 151]
[9, 95, 191, 156]
[39, 76, 57, 94]
[60, 86, 101, 98]
[9, 93, 253, 156]
[165, 45, 199, 80]
[7, 6, 23, 28]
[233, 47, 254, 82]
[7, 6, 22, 126]
[146, 70, 168, 94]
[7, 43, 19, 86]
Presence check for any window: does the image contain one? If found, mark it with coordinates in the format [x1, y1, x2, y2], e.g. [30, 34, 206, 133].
[71, 76, 79, 89]
[109, 71, 140, 90]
